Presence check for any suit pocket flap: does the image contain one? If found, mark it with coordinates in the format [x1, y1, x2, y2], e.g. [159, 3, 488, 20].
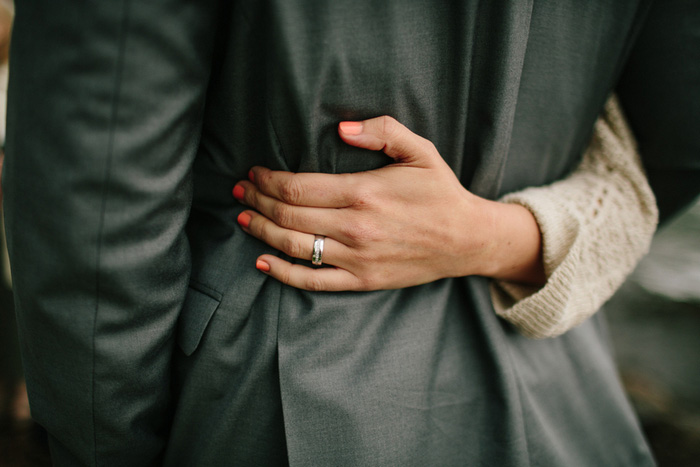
[176, 284, 222, 356]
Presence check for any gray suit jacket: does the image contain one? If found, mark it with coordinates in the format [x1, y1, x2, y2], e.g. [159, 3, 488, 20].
[4, 0, 699, 465]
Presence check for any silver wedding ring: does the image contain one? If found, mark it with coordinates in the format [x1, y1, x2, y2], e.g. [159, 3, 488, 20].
[312, 235, 325, 266]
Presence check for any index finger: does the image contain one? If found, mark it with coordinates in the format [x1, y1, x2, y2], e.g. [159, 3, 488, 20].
[249, 166, 361, 208]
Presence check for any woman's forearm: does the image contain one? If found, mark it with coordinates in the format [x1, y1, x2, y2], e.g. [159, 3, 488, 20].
[470, 199, 546, 285]
[491, 95, 658, 338]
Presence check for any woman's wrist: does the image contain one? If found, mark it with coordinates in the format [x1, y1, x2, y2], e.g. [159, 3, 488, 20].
[453, 196, 545, 285]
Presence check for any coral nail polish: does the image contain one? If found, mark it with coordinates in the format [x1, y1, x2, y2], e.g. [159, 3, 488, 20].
[232, 185, 245, 200]
[237, 212, 251, 228]
[339, 121, 363, 135]
[256, 259, 270, 272]
[248, 169, 255, 183]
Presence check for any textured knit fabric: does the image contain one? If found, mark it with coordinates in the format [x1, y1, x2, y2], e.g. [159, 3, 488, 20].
[492, 96, 659, 338]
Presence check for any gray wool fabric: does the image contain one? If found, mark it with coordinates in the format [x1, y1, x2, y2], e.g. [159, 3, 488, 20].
[4, 0, 699, 466]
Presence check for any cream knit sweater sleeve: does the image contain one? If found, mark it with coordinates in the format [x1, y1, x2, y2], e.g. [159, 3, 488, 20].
[491, 95, 659, 339]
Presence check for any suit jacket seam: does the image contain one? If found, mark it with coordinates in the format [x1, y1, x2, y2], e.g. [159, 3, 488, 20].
[92, 1, 131, 465]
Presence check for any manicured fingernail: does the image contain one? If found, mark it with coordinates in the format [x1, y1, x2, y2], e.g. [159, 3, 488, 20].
[256, 259, 270, 272]
[237, 212, 251, 228]
[232, 184, 245, 200]
[248, 169, 255, 183]
[339, 121, 363, 135]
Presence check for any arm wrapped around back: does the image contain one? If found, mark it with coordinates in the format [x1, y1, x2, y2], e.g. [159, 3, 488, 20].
[492, 96, 658, 338]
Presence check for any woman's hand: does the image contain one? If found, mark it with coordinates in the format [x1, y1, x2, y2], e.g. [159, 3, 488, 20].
[233, 116, 545, 291]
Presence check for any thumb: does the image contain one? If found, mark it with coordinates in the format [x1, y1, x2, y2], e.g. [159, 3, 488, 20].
[338, 116, 439, 167]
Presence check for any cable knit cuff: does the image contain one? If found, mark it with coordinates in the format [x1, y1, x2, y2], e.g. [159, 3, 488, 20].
[491, 95, 658, 338]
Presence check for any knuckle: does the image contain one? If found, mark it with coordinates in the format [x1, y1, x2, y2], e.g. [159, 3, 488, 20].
[351, 184, 376, 208]
[279, 177, 304, 205]
[343, 221, 379, 245]
[271, 203, 293, 227]
[305, 275, 326, 292]
[279, 267, 293, 286]
[252, 216, 266, 239]
[423, 139, 438, 155]
[342, 223, 364, 244]
[281, 235, 303, 258]
[243, 186, 259, 210]
[380, 115, 399, 139]
[257, 168, 273, 188]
